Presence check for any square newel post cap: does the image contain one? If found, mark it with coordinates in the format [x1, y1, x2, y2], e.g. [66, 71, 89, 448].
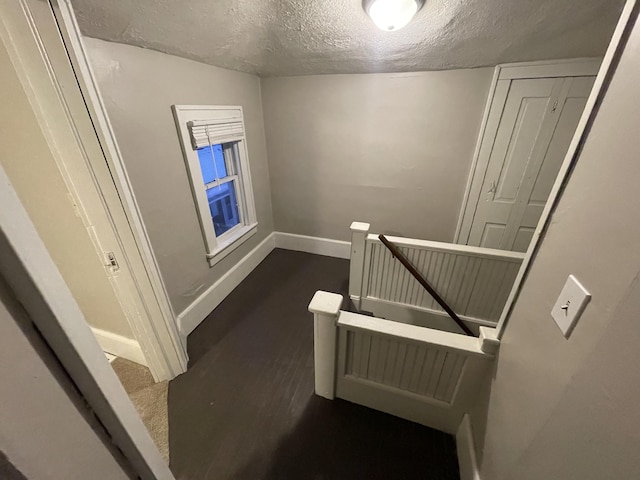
[479, 326, 500, 355]
[308, 291, 343, 317]
[350, 222, 370, 233]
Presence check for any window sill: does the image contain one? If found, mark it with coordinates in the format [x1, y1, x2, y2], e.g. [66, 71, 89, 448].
[206, 223, 258, 268]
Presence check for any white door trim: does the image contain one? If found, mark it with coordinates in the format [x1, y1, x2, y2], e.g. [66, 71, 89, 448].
[52, 0, 188, 374]
[454, 57, 601, 246]
[0, 163, 175, 480]
[453, 66, 502, 245]
[495, 0, 639, 338]
[2, 0, 188, 380]
[496, 57, 602, 80]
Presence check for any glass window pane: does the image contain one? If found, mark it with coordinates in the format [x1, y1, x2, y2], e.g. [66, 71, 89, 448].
[197, 144, 227, 184]
[206, 182, 240, 236]
[215, 145, 228, 177]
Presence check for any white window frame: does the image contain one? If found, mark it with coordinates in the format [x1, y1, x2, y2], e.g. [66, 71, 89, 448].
[172, 105, 258, 267]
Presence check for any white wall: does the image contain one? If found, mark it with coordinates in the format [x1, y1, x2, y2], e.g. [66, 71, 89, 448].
[0, 277, 130, 479]
[261, 69, 493, 241]
[0, 37, 134, 340]
[85, 38, 274, 315]
[476, 13, 640, 479]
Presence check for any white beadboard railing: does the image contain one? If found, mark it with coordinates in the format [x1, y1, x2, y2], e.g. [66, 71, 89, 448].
[343, 322, 469, 404]
[309, 291, 498, 434]
[349, 222, 525, 334]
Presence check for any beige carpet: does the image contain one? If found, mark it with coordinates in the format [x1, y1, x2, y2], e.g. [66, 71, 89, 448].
[111, 358, 170, 463]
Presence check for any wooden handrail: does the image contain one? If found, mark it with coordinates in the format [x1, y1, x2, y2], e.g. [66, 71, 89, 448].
[378, 234, 475, 337]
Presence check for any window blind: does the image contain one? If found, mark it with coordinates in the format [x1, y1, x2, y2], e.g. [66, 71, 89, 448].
[188, 118, 244, 149]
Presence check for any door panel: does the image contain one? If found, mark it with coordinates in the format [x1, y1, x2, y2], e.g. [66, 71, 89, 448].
[468, 76, 594, 252]
[480, 223, 507, 248]
[496, 96, 554, 201]
[530, 78, 595, 203]
[468, 78, 560, 249]
[512, 227, 535, 252]
[507, 76, 595, 251]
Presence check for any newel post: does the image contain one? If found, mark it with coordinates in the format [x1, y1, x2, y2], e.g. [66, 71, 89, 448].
[349, 222, 370, 310]
[308, 291, 344, 400]
[479, 326, 500, 355]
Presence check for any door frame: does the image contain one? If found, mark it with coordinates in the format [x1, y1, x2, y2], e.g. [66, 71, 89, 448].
[454, 58, 601, 246]
[0, 162, 175, 480]
[495, 0, 638, 338]
[0, 0, 187, 380]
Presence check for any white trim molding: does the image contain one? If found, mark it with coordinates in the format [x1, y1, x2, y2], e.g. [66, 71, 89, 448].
[51, 0, 188, 377]
[92, 328, 147, 366]
[172, 105, 259, 268]
[5, 0, 188, 381]
[0, 161, 174, 479]
[274, 232, 351, 259]
[495, 0, 639, 338]
[497, 57, 601, 80]
[457, 414, 482, 480]
[454, 57, 601, 246]
[176, 231, 351, 337]
[177, 233, 276, 336]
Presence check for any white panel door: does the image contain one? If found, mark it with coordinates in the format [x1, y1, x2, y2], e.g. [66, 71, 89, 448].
[467, 77, 562, 249]
[506, 77, 595, 251]
[467, 76, 594, 252]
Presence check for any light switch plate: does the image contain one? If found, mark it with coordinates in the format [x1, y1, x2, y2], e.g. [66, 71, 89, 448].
[551, 275, 591, 338]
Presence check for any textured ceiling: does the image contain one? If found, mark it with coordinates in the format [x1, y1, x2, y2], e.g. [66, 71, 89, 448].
[70, 0, 624, 77]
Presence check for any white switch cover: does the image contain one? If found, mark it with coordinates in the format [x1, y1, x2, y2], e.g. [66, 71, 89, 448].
[551, 275, 591, 338]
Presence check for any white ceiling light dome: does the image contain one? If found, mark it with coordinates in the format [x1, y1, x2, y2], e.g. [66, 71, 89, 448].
[363, 0, 425, 31]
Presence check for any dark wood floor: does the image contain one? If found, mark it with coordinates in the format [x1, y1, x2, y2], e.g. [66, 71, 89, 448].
[168, 249, 459, 480]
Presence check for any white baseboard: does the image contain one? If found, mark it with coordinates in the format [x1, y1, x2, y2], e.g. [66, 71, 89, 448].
[274, 232, 350, 259]
[177, 233, 276, 336]
[457, 414, 481, 480]
[92, 327, 147, 366]
[176, 231, 348, 338]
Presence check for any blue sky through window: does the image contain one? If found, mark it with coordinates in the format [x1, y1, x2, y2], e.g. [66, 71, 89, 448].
[206, 182, 240, 236]
[197, 144, 227, 184]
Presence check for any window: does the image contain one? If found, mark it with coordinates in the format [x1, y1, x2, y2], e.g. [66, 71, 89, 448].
[172, 106, 257, 267]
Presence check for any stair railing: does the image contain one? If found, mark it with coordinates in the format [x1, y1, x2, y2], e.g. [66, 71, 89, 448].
[378, 234, 474, 337]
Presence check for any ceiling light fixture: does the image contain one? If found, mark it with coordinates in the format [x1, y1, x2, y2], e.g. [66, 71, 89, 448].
[363, 0, 425, 32]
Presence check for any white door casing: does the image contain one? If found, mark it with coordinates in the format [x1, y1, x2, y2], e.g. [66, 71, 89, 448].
[1, 0, 188, 380]
[494, 1, 638, 337]
[456, 60, 599, 252]
[467, 76, 595, 251]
